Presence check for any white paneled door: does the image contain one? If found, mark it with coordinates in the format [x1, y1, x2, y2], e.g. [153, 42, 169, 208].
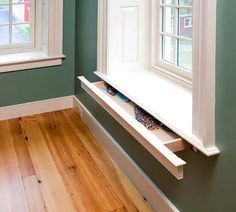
[107, 0, 148, 73]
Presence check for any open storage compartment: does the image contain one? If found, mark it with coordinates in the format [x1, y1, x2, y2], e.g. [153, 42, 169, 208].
[79, 76, 191, 180]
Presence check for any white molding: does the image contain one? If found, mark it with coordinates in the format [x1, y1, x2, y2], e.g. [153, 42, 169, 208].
[73, 96, 179, 212]
[47, 0, 63, 57]
[0, 96, 73, 121]
[0, 53, 65, 73]
[192, 0, 217, 149]
[97, 0, 108, 75]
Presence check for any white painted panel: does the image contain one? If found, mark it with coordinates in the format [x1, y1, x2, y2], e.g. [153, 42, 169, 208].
[122, 6, 139, 62]
[107, 0, 148, 73]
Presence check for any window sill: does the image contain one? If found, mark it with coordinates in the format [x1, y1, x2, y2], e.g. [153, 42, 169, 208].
[0, 52, 65, 73]
[94, 70, 220, 156]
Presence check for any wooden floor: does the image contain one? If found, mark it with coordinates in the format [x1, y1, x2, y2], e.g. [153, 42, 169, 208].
[0, 109, 152, 212]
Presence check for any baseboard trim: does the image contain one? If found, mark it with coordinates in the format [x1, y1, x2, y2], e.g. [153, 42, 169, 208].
[0, 96, 74, 121]
[73, 96, 179, 212]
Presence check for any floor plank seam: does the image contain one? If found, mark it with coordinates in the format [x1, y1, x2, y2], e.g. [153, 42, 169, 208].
[0, 109, 153, 212]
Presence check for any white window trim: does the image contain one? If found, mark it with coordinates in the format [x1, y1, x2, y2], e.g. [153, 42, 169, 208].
[96, 0, 219, 156]
[192, 0, 217, 149]
[0, 0, 64, 73]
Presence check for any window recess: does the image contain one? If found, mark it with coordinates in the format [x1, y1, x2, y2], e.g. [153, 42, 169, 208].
[78, 0, 220, 178]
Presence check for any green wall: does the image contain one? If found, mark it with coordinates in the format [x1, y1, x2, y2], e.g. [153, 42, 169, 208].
[75, 0, 236, 211]
[1, 0, 235, 211]
[0, 0, 76, 107]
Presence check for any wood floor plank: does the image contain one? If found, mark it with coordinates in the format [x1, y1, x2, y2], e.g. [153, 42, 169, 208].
[9, 118, 35, 177]
[37, 114, 88, 212]
[0, 109, 153, 212]
[37, 112, 124, 212]
[20, 116, 76, 212]
[23, 175, 47, 212]
[63, 109, 153, 212]
[0, 121, 29, 212]
[110, 207, 128, 212]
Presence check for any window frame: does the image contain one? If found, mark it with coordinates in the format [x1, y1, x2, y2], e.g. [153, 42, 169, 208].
[0, 0, 36, 53]
[0, 0, 64, 73]
[152, 0, 218, 150]
[96, 0, 218, 155]
[149, 0, 193, 84]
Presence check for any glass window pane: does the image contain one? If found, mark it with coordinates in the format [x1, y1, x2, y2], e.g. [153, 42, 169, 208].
[12, 0, 30, 3]
[162, 0, 175, 4]
[0, 25, 9, 45]
[178, 8, 192, 38]
[12, 3, 31, 24]
[178, 39, 192, 71]
[162, 36, 175, 64]
[162, 6, 174, 34]
[0, 0, 9, 4]
[179, 0, 192, 6]
[12, 24, 30, 44]
[0, 5, 9, 24]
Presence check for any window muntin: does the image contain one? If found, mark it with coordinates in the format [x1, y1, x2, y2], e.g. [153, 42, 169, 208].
[0, 0, 34, 48]
[159, 0, 193, 75]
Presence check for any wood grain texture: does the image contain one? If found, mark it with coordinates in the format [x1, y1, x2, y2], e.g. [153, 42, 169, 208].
[37, 112, 123, 212]
[9, 119, 35, 177]
[23, 175, 47, 212]
[20, 115, 76, 212]
[0, 121, 29, 212]
[0, 109, 153, 212]
[63, 109, 152, 212]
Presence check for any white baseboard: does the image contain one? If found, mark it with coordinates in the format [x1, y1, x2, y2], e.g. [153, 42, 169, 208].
[0, 96, 74, 121]
[73, 96, 179, 212]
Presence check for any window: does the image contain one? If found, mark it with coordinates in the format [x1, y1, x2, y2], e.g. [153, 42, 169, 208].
[184, 17, 192, 28]
[0, 0, 64, 73]
[154, 0, 193, 81]
[0, 0, 34, 50]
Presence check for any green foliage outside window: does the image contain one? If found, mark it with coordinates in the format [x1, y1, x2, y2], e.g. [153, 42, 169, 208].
[0, 0, 9, 4]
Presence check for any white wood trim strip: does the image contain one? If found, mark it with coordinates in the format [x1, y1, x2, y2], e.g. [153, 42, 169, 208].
[0, 57, 64, 73]
[73, 96, 180, 212]
[192, 0, 217, 149]
[78, 76, 186, 180]
[0, 96, 73, 121]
